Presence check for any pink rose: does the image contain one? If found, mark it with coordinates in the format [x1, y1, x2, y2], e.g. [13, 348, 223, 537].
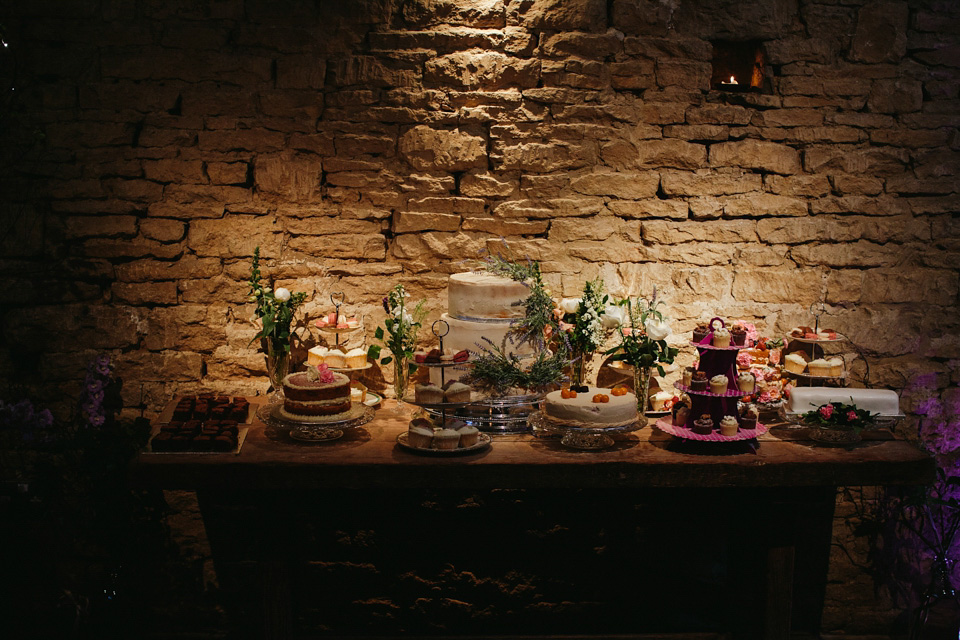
[847, 410, 858, 422]
[316, 363, 335, 383]
[819, 404, 834, 419]
[737, 351, 753, 367]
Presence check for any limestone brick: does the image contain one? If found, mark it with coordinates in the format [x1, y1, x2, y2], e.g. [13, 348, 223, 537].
[460, 170, 519, 197]
[825, 270, 863, 304]
[790, 241, 899, 268]
[254, 153, 323, 202]
[722, 193, 808, 218]
[64, 215, 138, 238]
[187, 215, 282, 259]
[424, 51, 540, 90]
[541, 31, 622, 58]
[661, 170, 761, 196]
[642, 220, 757, 244]
[569, 170, 660, 199]
[635, 139, 706, 170]
[116, 256, 223, 283]
[830, 174, 884, 196]
[207, 161, 249, 185]
[549, 217, 619, 242]
[710, 140, 801, 175]
[287, 234, 387, 260]
[394, 212, 462, 233]
[460, 217, 549, 235]
[81, 238, 183, 260]
[850, 1, 909, 64]
[283, 218, 382, 236]
[512, 0, 607, 31]
[861, 269, 958, 306]
[763, 174, 831, 197]
[867, 78, 924, 114]
[112, 281, 179, 305]
[494, 197, 605, 218]
[143, 159, 206, 183]
[607, 199, 688, 219]
[732, 269, 823, 304]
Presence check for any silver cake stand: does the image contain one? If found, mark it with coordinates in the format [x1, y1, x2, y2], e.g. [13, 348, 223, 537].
[528, 411, 643, 450]
[258, 401, 375, 442]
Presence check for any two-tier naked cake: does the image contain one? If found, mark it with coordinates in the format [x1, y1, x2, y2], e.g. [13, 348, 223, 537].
[280, 368, 352, 422]
[440, 272, 535, 357]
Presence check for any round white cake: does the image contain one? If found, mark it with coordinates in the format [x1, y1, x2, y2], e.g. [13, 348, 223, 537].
[543, 386, 639, 428]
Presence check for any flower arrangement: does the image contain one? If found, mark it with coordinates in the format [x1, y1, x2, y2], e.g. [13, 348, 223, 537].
[466, 338, 567, 397]
[802, 399, 877, 432]
[367, 284, 427, 367]
[605, 287, 679, 376]
[247, 247, 307, 354]
[555, 278, 609, 355]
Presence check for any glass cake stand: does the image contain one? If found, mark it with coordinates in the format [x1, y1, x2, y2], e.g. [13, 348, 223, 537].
[258, 402, 375, 442]
[528, 411, 643, 450]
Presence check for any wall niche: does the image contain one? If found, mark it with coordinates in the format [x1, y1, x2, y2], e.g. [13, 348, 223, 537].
[711, 40, 766, 92]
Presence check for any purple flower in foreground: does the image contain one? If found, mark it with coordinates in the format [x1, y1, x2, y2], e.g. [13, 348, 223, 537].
[94, 354, 111, 376]
[36, 409, 53, 429]
[87, 414, 105, 427]
[86, 379, 104, 394]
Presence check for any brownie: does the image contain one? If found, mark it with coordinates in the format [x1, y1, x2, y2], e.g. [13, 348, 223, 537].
[151, 432, 174, 451]
[230, 403, 249, 422]
[211, 435, 236, 452]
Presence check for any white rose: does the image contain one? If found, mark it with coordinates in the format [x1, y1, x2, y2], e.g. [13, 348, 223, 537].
[558, 297, 581, 314]
[600, 305, 625, 329]
[274, 287, 291, 302]
[644, 316, 671, 341]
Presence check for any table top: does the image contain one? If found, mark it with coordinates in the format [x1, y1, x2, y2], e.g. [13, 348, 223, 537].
[131, 397, 935, 490]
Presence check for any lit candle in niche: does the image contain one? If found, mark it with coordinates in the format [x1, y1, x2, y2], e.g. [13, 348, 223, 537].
[721, 75, 738, 85]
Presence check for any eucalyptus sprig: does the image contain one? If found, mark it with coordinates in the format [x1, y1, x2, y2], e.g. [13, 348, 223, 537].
[248, 247, 307, 353]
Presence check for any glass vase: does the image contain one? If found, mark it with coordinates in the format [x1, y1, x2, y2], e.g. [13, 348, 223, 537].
[265, 341, 291, 404]
[911, 556, 960, 640]
[571, 348, 592, 388]
[393, 357, 410, 405]
[633, 366, 651, 414]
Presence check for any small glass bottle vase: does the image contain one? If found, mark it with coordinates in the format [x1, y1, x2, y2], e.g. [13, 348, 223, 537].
[911, 556, 960, 640]
[393, 357, 410, 405]
[633, 366, 652, 414]
[265, 341, 291, 404]
[571, 349, 592, 388]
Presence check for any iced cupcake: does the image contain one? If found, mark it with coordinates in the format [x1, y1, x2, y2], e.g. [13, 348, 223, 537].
[719, 415, 739, 436]
[709, 374, 729, 395]
[712, 327, 731, 348]
[737, 372, 755, 393]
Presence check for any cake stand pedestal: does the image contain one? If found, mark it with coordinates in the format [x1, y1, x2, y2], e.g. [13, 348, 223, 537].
[528, 411, 642, 450]
[258, 402, 375, 442]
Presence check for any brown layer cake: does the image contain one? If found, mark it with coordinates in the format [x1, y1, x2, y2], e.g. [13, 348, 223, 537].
[281, 370, 352, 421]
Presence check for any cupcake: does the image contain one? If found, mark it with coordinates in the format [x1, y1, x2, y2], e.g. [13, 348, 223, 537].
[691, 371, 708, 391]
[693, 414, 714, 435]
[672, 402, 690, 427]
[443, 381, 472, 403]
[807, 358, 831, 377]
[827, 356, 844, 377]
[730, 325, 747, 346]
[719, 415, 739, 436]
[784, 353, 807, 374]
[681, 366, 694, 387]
[737, 372, 755, 393]
[408, 420, 435, 448]
[712, 327, 731, 348]
[740, 404, 759, 430]
[434, 428, 461, 450]
[692, 322, 710, 343]
[709, 374, 729, 395]
[415, 383, 444, 404]
[457, 425, 480, 447]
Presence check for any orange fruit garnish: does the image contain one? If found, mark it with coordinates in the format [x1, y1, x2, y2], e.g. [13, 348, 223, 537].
[561, 389, 577, 399]
[610, 386, 628, 396]
[592, 394, 610, 403]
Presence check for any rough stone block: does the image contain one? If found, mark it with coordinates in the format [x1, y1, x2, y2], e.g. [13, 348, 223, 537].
[460, 217, 549, 235]
[112, 281, 178, 305]
[862, 268, 958, 305]
[804, 146, 909, 176]
[831, 174, 884, 196]
[825, 270, 863, 304]
[283, 218, 381, 236]
[187, 215, 282, 259]
[197, 129, 286, 152]
[287, 233, 387, 260]
[710, 140, 801, 175]
[542, 31, 622, 58]
[143, 159, 206, 183]
[497, 140, 596, 172]
[570, 170, 660, 199]
[140, 218, 186, 243]
[656, 61, 710, 90]
[512, 0, 607, 31]
[791, 241, 899, 267]
[732, 269, 822, 304]
[494, 197, 604, 218]
[549, 216, 618, 242]
[460, 171, 518, 197]
[867, 78, 924, 114]
[64, 215, 138, 238]
[399, 126, 487, 171]
[254, 153, 323, 202]
[424, 51, 540, 90]
[607, 199, 689, 219]
[207, 161, 249, 185]
[722, 193, 808, 218]
[642, 220, 758, 244]
[850, 1, 908, 63]
[763, 174, 831, 197]
[394, 212, 462, 233]
[661, 170, 761, 196]
[636, 139, 706, 170]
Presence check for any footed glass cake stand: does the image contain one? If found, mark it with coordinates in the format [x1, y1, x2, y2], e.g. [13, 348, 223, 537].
[528, 411, 643, 450]
[258, 402, 375, 442]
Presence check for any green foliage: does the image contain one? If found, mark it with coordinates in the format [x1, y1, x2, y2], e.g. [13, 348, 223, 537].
[465, 337, 567, 397]
[367, 284, 427, 373]
[802, 399, 878, 432]
[247, 247, 307, 353]
[604, 291, 679, 376]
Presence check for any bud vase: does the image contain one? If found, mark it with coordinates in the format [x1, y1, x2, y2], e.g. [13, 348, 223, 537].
[571, 349, 592, 387]
[633, 366, 651, 414]
[265, 341, 290, 404]
[393, 357, 410, 405]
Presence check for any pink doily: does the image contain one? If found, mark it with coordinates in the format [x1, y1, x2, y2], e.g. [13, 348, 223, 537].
[654, 417, 767, 442]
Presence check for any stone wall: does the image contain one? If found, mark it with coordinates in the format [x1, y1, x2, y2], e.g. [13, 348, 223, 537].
[1, 0, 958, 635]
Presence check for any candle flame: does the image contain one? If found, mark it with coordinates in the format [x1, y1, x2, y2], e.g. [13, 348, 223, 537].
[729, 75, 737, 84]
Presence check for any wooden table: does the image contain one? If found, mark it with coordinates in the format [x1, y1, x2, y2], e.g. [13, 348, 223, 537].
[132, 398, 934, 640]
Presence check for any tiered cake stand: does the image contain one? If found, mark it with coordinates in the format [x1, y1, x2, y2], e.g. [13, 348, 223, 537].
[529, 410, 643, 450]
[399, 320, 492, 454]
[782, 302, 848, 387]
[654, 318, 767, 446]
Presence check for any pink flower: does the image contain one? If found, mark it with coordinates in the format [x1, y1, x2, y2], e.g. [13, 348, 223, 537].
[819, 404, 834, 419]
[315, 363, 335, 383]
[737, 351, 753, 368]
[846, 410, 858, 422]
[559, 321, 575, 333]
